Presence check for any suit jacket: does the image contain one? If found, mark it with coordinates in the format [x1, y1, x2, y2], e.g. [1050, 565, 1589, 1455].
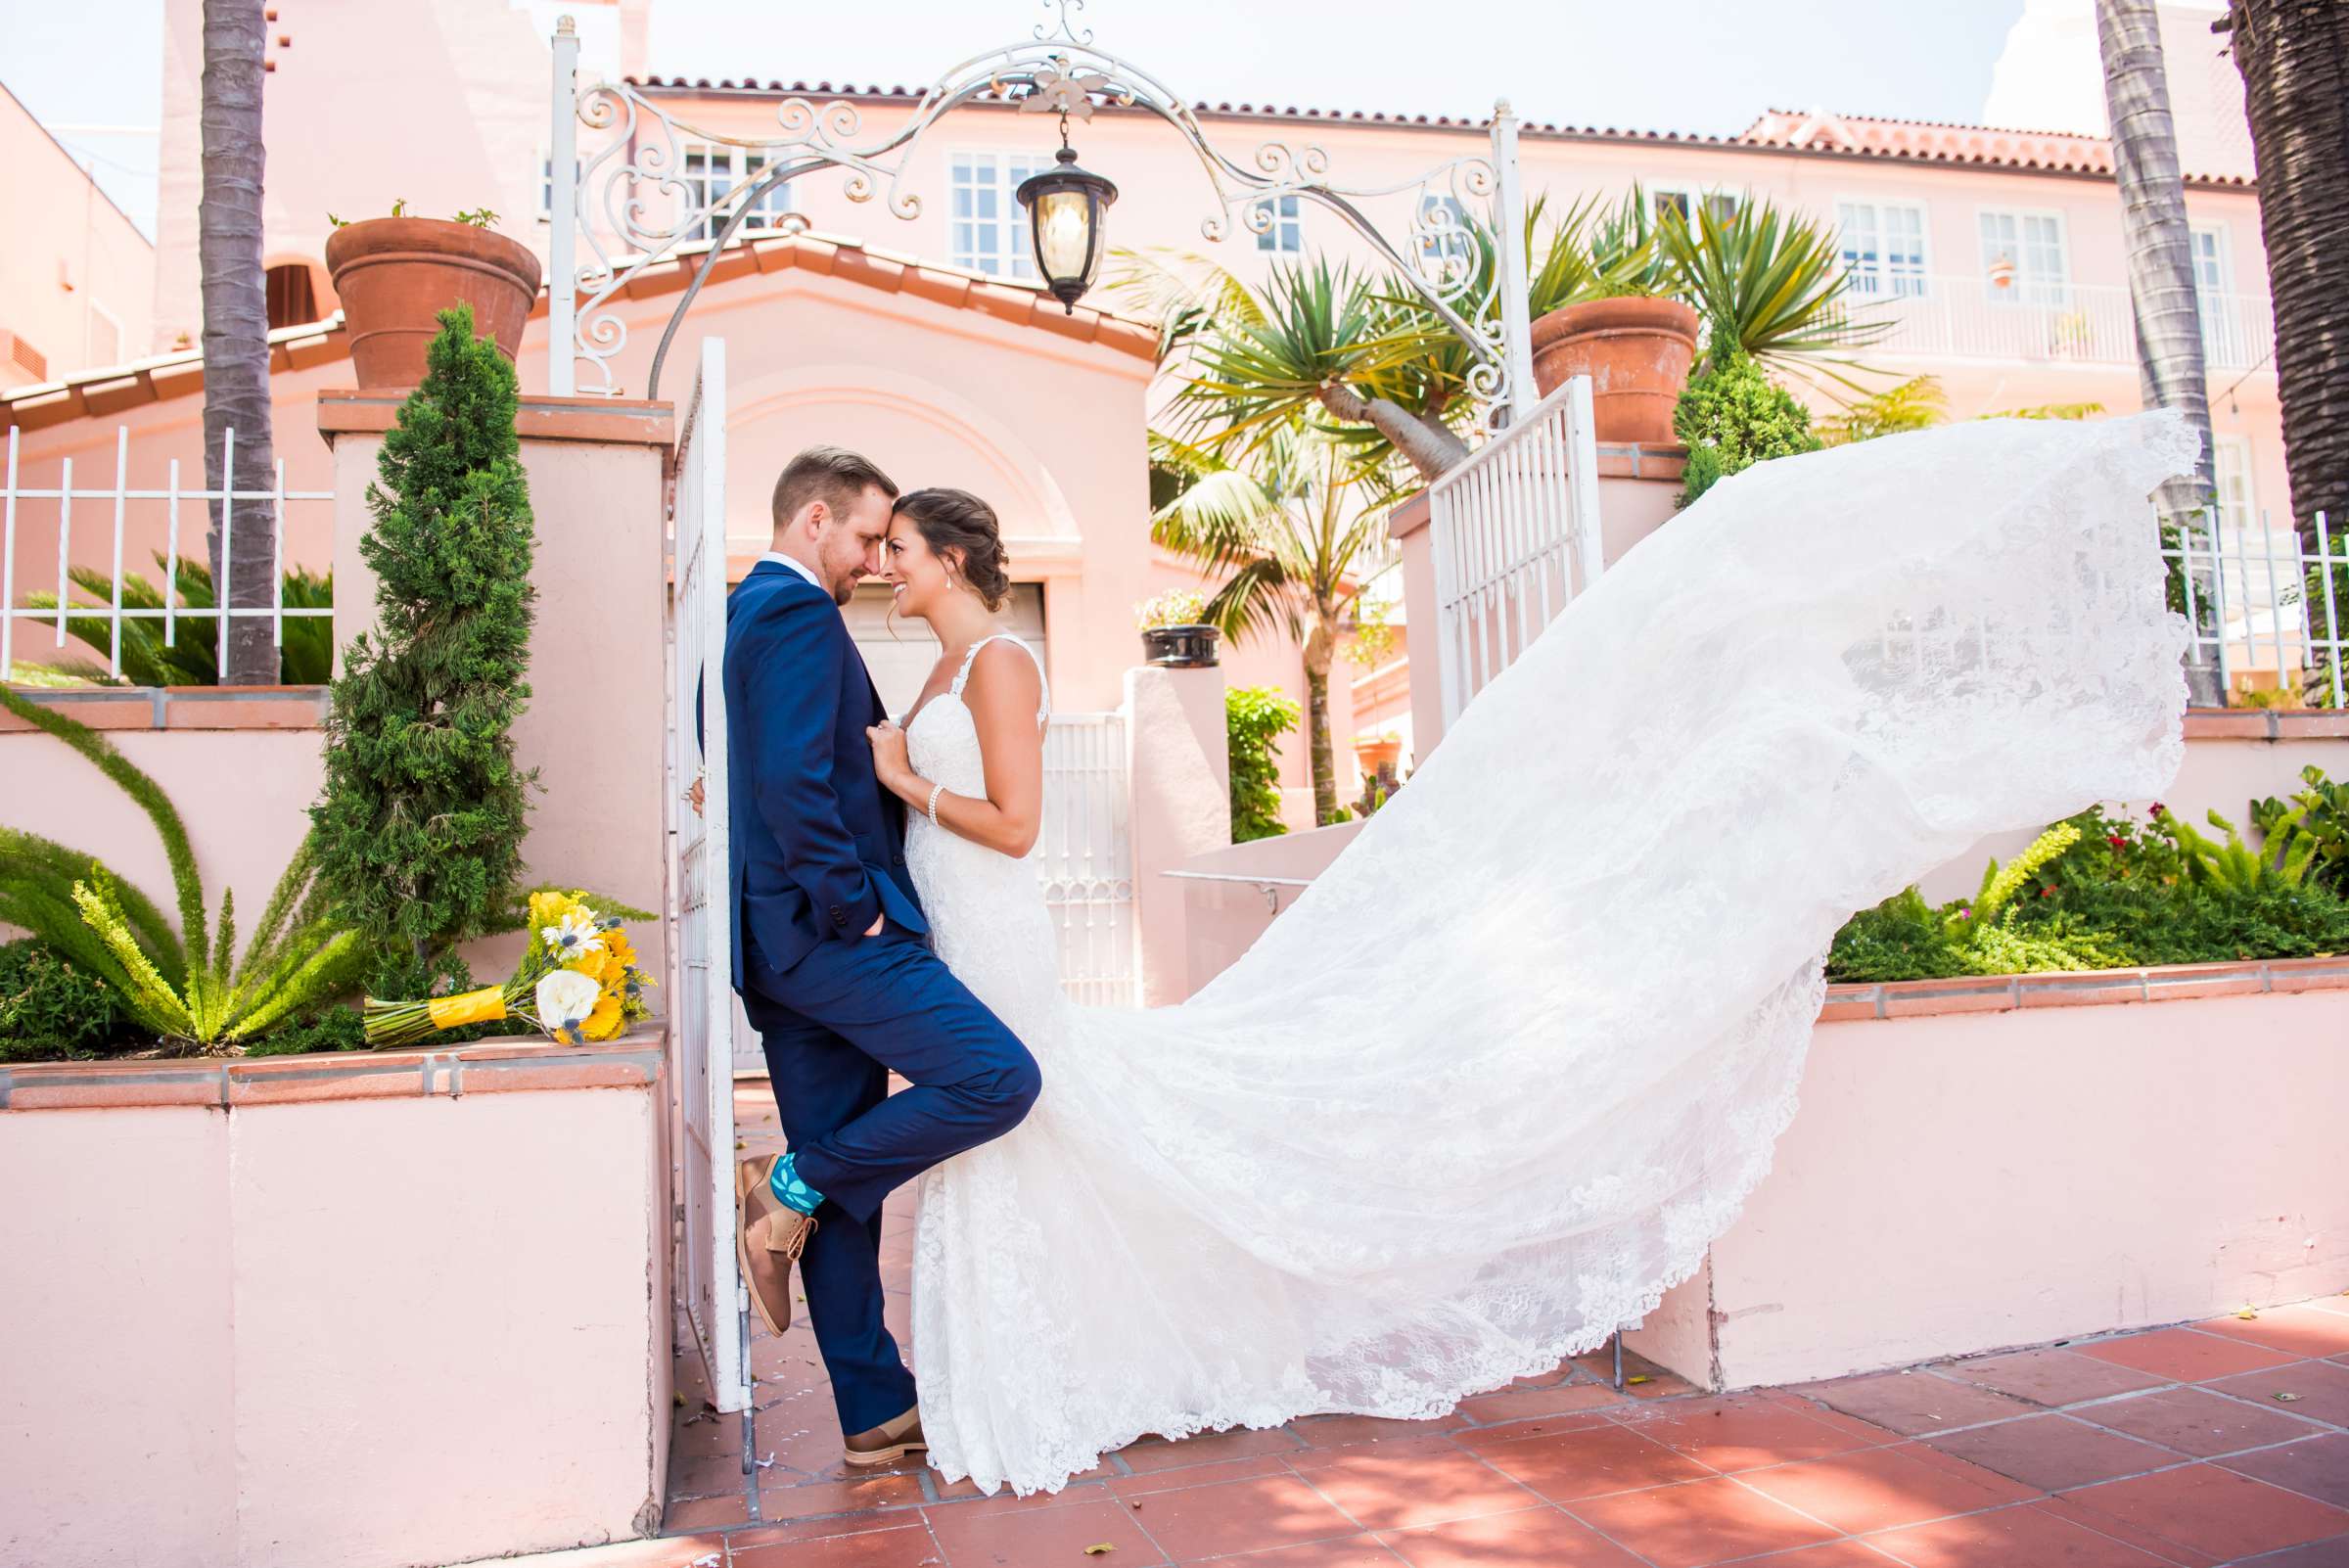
[720, 560, 927, 991]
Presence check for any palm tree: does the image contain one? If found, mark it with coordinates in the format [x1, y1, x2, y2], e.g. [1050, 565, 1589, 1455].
[2099, 0, 2226, 705]
[1656, 197, 1890, 387]
[2218, 1, 2349, 553]
[199, 0, 279, 685]
[1151, 423, 1394, 825]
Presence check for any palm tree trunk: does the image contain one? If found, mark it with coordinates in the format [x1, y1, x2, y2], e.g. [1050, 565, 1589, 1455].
[1303, 658, 1336, 826]
[1314, 382, 1470, 482]
[199, 0, 279, 686]
[2097, 0, 2225, 706]
[2221, 1, 2349, 554]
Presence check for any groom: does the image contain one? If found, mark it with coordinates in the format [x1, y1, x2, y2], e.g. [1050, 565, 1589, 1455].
[722, 445, 1041, 1467]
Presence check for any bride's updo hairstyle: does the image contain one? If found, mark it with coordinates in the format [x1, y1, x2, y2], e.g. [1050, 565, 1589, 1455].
[895, 487, 1012, 611]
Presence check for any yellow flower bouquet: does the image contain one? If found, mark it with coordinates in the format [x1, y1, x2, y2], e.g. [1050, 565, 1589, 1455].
[362, 890, 655, 1048]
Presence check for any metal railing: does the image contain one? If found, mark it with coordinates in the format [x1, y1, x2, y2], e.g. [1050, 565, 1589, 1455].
[1427, 373, 1604, 727]
[2168, 509, 2349, 707]
[2, 425, 333, 683]
[1849, 276, 2275, 373]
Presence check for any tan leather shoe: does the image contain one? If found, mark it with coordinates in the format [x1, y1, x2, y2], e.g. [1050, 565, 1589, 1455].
[843, 1405, 927, 1468]
[735, 1154, 815, 1336]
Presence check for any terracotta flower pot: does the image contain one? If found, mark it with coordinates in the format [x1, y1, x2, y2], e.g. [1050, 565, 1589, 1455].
[1528, 297, 1701, 445]
[1353, 734, 1403, 774]
[324, 217, 542, 390]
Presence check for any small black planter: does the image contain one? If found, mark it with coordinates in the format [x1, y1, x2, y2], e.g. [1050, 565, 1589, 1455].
[1140, 623, 1221, 669]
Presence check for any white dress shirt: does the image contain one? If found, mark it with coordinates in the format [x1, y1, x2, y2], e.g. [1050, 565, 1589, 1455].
[758, 550, 824, 591]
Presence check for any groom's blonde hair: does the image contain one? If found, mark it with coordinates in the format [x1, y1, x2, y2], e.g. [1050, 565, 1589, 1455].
[772, 446, 899, 531]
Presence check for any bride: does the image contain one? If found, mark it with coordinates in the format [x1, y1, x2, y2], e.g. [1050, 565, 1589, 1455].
[859, 412, 2196, 1497]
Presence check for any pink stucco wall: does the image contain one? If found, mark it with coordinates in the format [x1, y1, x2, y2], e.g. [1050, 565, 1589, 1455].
[0, 1044, 672, 1568]
[1628, 980, 2349, 1390]
[0, 83, 153, 387]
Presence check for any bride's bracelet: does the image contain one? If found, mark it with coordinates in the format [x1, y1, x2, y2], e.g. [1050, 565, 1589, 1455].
[926, 781, 946, 825]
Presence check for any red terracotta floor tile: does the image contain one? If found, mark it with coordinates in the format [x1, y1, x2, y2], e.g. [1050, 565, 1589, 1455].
[727, 1522, 940, 1568]
[2075, 1327, 2300, 1383]
[1627, 1397, 1893, 1473]
[1796, 1371, 2039, 1437]
[2073, 1385, 2323, 1456]
[1175, 1536, 1407, 1567]
[1107, 1453, 1299, 1498]
[2231, 1540, 2349, 1568]
[1291, 1412, 1469, 1449]
[920, 1479, 1114, 1520]
[1115, 1424, 1309, 1473]
[2059, 1462, 2349, 1559]
[2207, 1359, 2349, 1429]
[1451, 1411, 1623, 1452]
[1740, 1546, 1904, 1567]
[1937, 1348, 2172, 1409]
[660, 1492, 750, 1533]
[1478, 1421, 1715, 1501]
[1455, 1383, 1630, 1424]
[924, 1496, 1165, 1566]
[1124, 1473, 1365, 1561]
[1564, 1476, 1843, 1568]
[669, 1447, 757, 1499]
[1294, 1448, 1543, 1531]
[1284, 1436, 1468, 1475]
[1736, 1443, 2035, 1535]
[2221, 1433, 2349, 1511]
[1866, 1500, 2180, 1567]
[2196, 1304, 2349, 1360]
[510, 1538, 738, 1568]
[757, 1472, 928, 1522]
[1381, 1507, 1647, 1568]
[1920, 1413, 2174, 1492]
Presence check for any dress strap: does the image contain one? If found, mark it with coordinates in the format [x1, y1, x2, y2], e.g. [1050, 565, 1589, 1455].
[952, 632, 1050, 725]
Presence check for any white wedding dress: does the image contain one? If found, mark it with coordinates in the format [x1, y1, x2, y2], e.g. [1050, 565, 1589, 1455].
[899, 411, 2197, 1497]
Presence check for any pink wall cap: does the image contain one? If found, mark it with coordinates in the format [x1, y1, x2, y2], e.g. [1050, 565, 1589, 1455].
[1825, 956, 2349, 1024]
[0, 1027, 668, 1113]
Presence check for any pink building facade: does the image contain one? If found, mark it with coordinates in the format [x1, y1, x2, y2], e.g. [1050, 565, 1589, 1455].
[4, 0, 2289, 814]
[0, 82, 154, 389]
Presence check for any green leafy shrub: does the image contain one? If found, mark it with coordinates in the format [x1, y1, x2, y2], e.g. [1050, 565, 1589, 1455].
[311, 304, 538, 1001]
[0, 939, 125, 1060]
[1830, 792, 2349, 982]
[1226, 685, 1298, 844]
[240, 1004, 366, 1057]
[0, 685, 367, 1053]
[1673, 351, 1821, 507]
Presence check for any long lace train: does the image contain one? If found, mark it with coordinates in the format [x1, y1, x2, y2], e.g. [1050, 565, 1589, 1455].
[900, 411, 2198, 1496]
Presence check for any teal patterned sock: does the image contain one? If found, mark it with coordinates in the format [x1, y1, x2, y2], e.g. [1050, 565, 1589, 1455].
[769, 1151, 823, 1217]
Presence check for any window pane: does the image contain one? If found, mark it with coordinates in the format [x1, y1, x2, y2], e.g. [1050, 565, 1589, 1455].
[1837, 202, 1881, 295]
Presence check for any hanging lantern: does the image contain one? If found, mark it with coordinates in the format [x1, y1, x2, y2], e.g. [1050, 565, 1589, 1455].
[1017, 144, 1119, 313]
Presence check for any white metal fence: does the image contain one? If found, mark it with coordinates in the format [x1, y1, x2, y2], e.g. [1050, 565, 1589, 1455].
[1039, 713, 1139, 1006]
[2167, 509, 2349, 707]
[1853, 277, 2274, 373]
[1, 425, 334, 682]
[1428, 373, 1605, 726]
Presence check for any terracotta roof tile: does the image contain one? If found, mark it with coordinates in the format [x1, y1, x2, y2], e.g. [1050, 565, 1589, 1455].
[623, 77, 2253, 188]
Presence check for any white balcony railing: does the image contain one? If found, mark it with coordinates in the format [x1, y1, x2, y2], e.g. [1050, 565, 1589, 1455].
[1843, 277, 2275, 374]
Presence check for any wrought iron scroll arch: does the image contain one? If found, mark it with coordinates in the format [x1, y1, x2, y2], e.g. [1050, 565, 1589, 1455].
[560, 0, 1516, 417]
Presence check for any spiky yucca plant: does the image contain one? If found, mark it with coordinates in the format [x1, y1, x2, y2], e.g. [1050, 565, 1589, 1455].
[0, 685, 364, 1052]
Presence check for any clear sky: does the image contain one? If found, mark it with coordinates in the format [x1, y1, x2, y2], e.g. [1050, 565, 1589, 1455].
[0, 0, 2033, 240]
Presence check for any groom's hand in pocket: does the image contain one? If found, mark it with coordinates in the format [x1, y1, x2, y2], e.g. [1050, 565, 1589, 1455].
[865, 912, 885, 938]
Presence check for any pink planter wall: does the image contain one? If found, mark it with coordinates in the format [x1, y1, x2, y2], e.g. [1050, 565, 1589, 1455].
[1630, 969, 2349, 1390]
[0, 1037, 673, 1568]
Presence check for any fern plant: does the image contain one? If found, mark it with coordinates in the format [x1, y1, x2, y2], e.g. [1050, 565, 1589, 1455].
[0, 685, 364, 1052]
[2161, 806, 2321, 892]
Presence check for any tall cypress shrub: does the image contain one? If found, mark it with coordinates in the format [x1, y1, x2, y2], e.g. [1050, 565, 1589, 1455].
[311, 305, 537, 995]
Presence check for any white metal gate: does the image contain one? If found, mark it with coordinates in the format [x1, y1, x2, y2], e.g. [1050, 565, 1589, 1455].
[664, 338, 752, 1424]
[1039, 713, 1137, 1006]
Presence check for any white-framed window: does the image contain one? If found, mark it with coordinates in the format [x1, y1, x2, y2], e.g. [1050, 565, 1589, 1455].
[949, 151, 1051, 278]
[675, 140, 793, 242]
[1255, 194, 1304, 254]
[86, 301, 120, 368]
[1977, 208, 2069, 305]
[1835, 200, 1929, 298]
[2190, 222, 2251, 367]
[538, 151, 585, 224]
[1649, 182, 1742, 227]
[2213, 434, 2258, 535]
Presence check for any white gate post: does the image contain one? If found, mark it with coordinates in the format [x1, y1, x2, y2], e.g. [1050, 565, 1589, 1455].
[547, 16, 580, 397]
[1491, 99, 1541, 427]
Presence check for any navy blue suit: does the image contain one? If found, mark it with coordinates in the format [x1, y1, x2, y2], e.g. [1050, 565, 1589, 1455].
[720, 560, 1039, 1433]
